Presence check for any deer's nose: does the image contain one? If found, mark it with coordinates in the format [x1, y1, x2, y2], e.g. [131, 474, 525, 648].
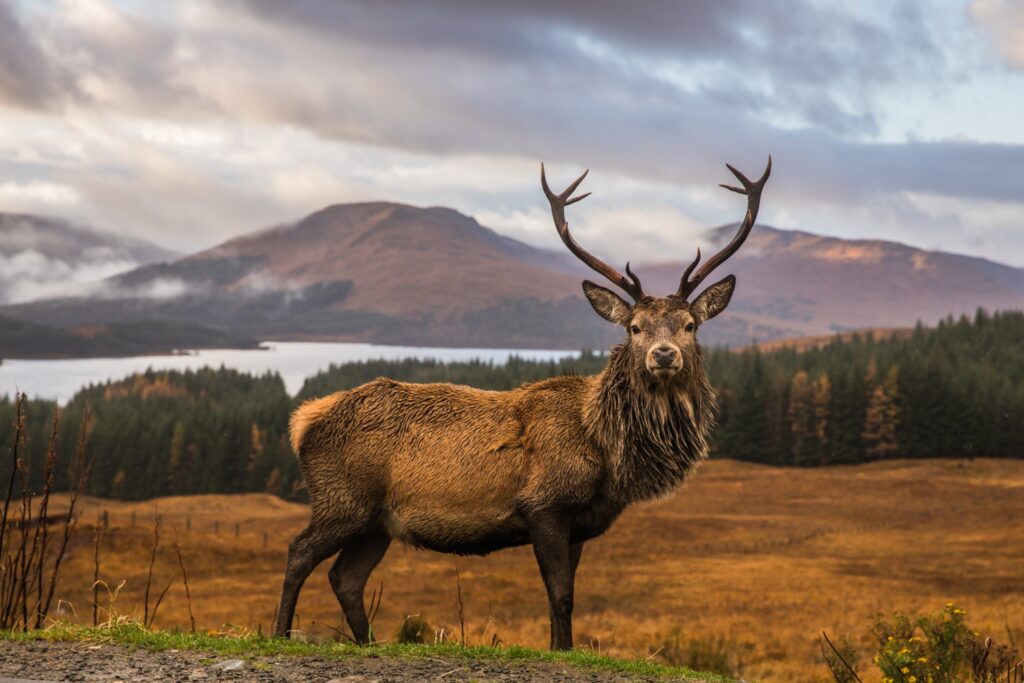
[651, 345, 678, 367]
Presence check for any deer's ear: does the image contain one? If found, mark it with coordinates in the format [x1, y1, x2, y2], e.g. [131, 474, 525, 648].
[582, 281, 633, 325]
[691, 275, 735, 323]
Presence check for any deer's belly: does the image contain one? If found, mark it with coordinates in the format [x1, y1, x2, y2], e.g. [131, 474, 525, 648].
[383, 504, 530, 556]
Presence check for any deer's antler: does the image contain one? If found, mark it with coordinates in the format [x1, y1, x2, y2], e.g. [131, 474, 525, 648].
[676, 156, 771, 299]
[541, 163, 645, 301]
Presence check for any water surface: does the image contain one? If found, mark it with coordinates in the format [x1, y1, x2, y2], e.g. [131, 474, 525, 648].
[0, 341, 578, 403]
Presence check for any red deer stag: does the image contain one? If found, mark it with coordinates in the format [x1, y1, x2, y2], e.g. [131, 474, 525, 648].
[273, 157, 771, 649]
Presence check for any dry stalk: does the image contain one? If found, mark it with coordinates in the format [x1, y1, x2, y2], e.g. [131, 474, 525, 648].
[39, 406, 94, 621]
[143, 507, 160, 627]
[92, 525, 101, 627]
[174, 541, 196, 633]
[820, 630, 864, 683]
[454, 564, 466, 646]
[148, 576, 175, 629]
[0, 394, 25, 539]
[28, 412, 59, 628]
[367, 581, 383, 642]
[0, 399, 90, 630]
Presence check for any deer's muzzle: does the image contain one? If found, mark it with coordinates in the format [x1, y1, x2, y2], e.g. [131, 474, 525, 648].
[647, 343, 682, 378]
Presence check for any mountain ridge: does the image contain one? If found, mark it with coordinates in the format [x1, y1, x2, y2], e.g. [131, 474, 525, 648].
[2, 202, 1022, 354]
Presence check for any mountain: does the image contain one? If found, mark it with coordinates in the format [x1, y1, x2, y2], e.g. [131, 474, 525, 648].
[0, 213, 179, 305]
[2, 203, 1023, 355]
[1, 203, 615, 350]
[640, 225, 1024, 339]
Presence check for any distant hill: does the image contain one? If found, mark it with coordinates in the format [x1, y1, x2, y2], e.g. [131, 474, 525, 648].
[0, 316, 257, 359]
[2, 203, 1023, 354]
[1, 203, 620, 350]
[0, 213, 178, 305]
[639, 225, 1024, 339]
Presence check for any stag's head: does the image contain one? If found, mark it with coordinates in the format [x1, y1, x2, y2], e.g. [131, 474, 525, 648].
[542, 158, 771, 383]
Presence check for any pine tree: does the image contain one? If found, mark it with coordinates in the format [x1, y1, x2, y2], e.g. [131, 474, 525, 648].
[166, 421, 186, 495]
[787, 371, 814, 465]
[266, 467, 284, 497]
[247, 422, 265, 487]
[863, 365, 900, 458]
[811, 372, 831, 464]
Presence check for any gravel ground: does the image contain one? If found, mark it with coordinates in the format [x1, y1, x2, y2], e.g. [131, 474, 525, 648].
[0, 641, 703, 682]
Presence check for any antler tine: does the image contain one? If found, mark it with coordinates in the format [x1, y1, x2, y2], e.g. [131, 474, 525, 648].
[541, 163, 644, 301]
[676, 248, 701, 298]
[677, 155, 771, 299]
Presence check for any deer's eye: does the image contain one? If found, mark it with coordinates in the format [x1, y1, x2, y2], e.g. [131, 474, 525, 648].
[685, 322, 696, 332]
[630, 324, 642, 335]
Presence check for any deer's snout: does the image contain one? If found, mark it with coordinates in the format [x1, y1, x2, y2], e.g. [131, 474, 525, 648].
[647, 343, 682, 377]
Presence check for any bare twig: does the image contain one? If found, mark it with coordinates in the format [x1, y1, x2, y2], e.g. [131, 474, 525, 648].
[148, 576, 175, 629]
[92, 525, 101, 627]
[1, 394, 25, 541]
[367, 581, 383, 642]
[454, 564, 466, 646]
[820, 630, 864, 683]
[29, 411, 59, 629]
[40, 406, 94, 620]
[174, 542, 196, 633]
[143, 507, 160, 627]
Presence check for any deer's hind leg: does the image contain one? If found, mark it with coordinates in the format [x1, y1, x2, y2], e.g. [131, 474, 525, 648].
[273, 516, 369, 638]
[328, 528, 391, 644]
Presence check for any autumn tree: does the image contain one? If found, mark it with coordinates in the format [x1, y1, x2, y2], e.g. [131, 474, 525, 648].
[863, 365, 900, 458]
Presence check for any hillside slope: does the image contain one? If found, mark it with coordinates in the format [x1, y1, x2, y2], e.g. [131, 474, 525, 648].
[1, 203, 622, 349]
[642, 225, 1024, 336]
[3, 204, 1023, 352]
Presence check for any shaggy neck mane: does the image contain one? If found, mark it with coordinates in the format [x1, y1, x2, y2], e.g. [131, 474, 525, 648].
[584, 342, 717, 504]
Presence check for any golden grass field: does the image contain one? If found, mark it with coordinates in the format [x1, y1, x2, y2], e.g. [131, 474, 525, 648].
[45, 458, 1024, 682]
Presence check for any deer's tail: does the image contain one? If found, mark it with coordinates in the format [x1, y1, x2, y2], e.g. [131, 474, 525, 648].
[289, 394, 342, 456]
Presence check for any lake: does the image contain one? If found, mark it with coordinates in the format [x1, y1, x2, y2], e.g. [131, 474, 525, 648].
[0, 341, 579, 403]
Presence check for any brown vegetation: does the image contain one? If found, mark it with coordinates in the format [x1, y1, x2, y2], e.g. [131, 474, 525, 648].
[41, 458, 1024, 681]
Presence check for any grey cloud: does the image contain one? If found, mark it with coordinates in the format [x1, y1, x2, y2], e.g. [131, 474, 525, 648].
[13, 0, 1009, 208]
[0, 2, 64, 109]
[205, 0, 1018, 208]
[237, 0, 945, 137]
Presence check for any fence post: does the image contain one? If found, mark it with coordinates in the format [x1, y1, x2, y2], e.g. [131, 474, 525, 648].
[213, 520, 219, 535]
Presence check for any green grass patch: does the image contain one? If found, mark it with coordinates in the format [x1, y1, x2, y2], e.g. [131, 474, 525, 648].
[0, 623, 731, 681]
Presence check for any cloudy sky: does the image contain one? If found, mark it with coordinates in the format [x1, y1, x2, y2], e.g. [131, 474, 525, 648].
[1, 0, 1023, 266]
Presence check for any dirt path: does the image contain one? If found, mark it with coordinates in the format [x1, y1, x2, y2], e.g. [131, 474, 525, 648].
[0, 641, 705, 682]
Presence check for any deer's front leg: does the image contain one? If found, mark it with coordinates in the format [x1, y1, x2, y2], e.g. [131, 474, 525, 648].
[530, 514, 575, 650]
